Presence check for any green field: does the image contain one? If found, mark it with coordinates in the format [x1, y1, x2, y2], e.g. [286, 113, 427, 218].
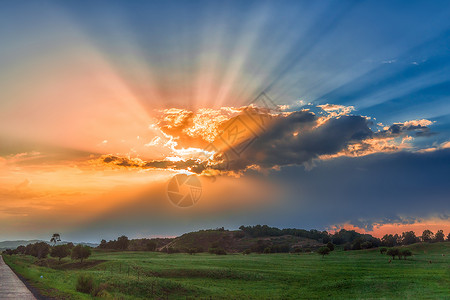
[3, 242, 450, 299]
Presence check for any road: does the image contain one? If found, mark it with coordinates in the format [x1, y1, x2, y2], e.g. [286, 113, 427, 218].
[0, 255, 36, 299]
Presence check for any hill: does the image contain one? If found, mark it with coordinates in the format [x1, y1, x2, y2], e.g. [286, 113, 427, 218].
[158, 228, 323, 253]
[0, 240, 43, 251]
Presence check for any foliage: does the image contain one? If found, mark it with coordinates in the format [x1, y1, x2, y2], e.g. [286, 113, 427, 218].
[317, 246, 330, 257]
[75, 274, 94, 294]
[209, 247, 227, 255]
[71, 245, 92, 263]
[421, 230, 434, 242]
[386, 248, 400, 259]
[379, 247, 387, 254]
[50, 233, 61, 246]
[239, 225, 329, 242]
[434, 230, 445, 242]
[326, 242, 335, 251]
[400, 249, 413, 260]
[50, 245, 70, 261]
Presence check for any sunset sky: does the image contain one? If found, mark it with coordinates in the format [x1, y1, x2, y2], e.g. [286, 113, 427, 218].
[1, 0, 449, 242]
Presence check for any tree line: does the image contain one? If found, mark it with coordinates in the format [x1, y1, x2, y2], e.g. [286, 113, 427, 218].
[3, 241, 92, 263]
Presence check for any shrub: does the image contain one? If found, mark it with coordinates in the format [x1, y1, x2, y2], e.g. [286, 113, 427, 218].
[50, 245, 70, 262]
[91, 283, 109, 297]
[263, 247, 271, 254]
[400, 249, 412, 260]
[242, 249, 251, 255]
[379, 247, 387, 254]
[386, 248, 399, 259]
[326, 242, 335, 251]
[233, 231, 245, 238]
[71, 245, 92, 263]
[76, 274, 94, 294]
[209, 247, 227, 255]
[317, 247, 330, 257]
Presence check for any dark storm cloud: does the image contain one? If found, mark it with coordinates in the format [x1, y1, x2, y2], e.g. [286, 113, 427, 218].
[375, 121, 434, 138]
[223, 111, 373, 171]
[256, 148, 450, 231]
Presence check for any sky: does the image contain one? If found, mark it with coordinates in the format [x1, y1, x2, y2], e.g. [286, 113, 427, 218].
[0, 0, 449, 242]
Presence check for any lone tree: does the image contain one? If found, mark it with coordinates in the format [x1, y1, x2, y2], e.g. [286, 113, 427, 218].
[386, 248, 399, 260]
[50, 245, 70, 262]
[326, 242, 335, 251]
[434, 230, 445, 242]
[317, 246, 330, 258]
[379, 247, 387, 254]
[50, 233, 61, 246]
[71, 245, 91, 263]
[400, 249, 412, 260]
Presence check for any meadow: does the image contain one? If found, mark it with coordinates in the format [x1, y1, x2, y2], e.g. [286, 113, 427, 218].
[3, 242, 450, 299]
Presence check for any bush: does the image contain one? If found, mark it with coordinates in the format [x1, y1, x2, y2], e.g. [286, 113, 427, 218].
[400, 249, 412, 260]
[71, 245, 92, 263]
[386, 248, 400, 259]
[91, 283, 109, 297]
[50, 245, 70, 262]
[379, 247, 387, 254]
[263, 247, 271, 254]
[317, 247, 330, 257]
[209, 247, 227, 255]
[242, 249, 251, 255]
[326, 242, 335, 251]
[233, 231, 245, 238]
[76, 274, 94, 294]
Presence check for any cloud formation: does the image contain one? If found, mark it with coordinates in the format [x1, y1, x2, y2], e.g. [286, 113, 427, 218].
[96, 104, 436, 176]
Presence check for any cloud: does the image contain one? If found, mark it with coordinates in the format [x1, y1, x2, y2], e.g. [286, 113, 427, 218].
[96, 104, 434, 176]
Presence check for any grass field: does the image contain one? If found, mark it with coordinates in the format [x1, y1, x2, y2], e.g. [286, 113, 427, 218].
[3, 242, 450, 299]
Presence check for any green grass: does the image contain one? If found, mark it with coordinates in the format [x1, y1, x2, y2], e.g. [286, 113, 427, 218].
[3, 242, 450, 299]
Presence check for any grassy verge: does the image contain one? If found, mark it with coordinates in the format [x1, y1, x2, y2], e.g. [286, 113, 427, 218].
[3, 242, 450, 299]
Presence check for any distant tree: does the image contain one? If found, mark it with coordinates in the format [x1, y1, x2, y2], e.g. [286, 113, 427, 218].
[421, 230, 434, 242]
[209, 247, 226, 255]
[242, 249, 251, 255]
[401, 231, 418, 245]
[447, 233, 450, 241]
[317, 247, 330, 258]
[50, 233, 61, 246]
[434, 230, 445, 242]
[146, 241, 157, 251]
[71, 245, 91, 263]
[30, 242, 50, 259]
[117, 235, 129, 250]
[16, 245, 26, 254]
[386, 248, 399, 260]
[361, 241, 373, 249]
[381, 234, 397, 247]
[400, 249, 412, 260]
[326, 242, 335, 251]
[66, 242, 75, 249]
[99, 239, 107, 249]
[50, 245, 70, 262]
[379, 247, 387, 254]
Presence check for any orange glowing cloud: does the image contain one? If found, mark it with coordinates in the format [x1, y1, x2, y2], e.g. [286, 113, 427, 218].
[328, 218, 450, 239]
